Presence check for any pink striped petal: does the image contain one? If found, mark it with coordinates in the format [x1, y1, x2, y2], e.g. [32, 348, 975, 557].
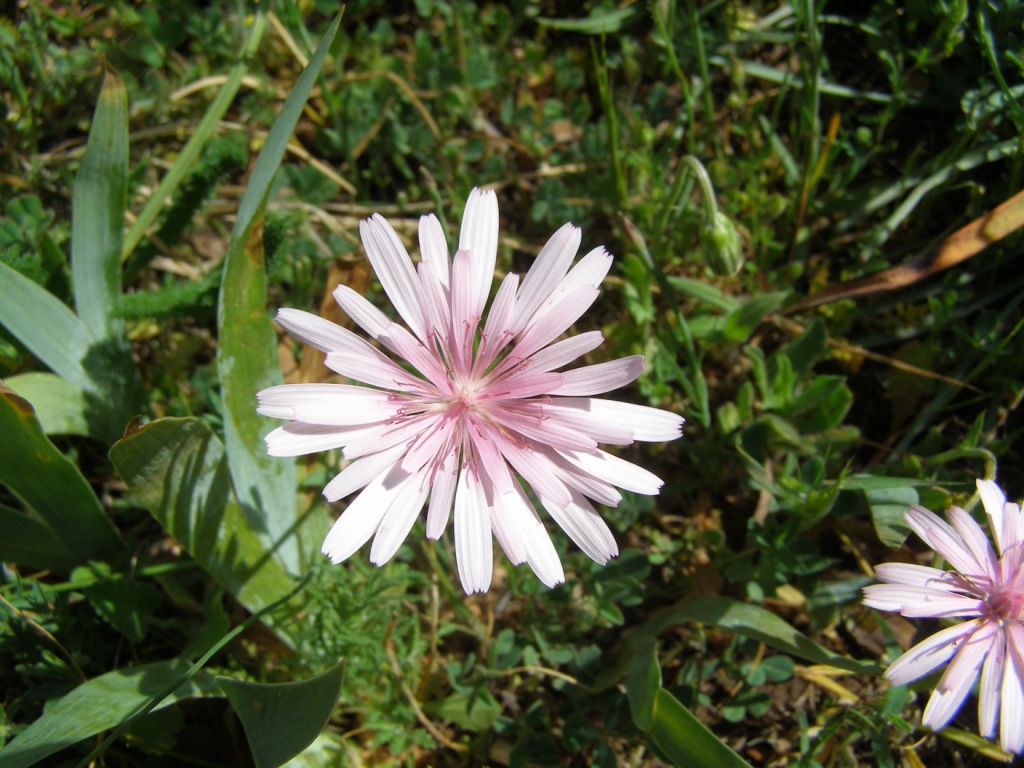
[885, 620, 981, 685]
[979, 631, 1006, 740]
[506, 481, 564, 587]
[321, 474, 397, 563]
[454, 468, 493, 593]
[550, 356, 645, 396]
[946, 505, 998, 580]
[872, 562, 954, 588]
[325, 349, 430, 393]
[360, 214, 427, 341]
[906, 505, 989, 581]
[978, 479, 1009, 554]
[1001, 624, 1024, 753]
[265, 421, 369, 457]
[457, 188, 499, 319]
[512, 222, 581, 328]
[922, 622, 996, 731]
[426, 447, 458, 539]
[548, 397, 684, 442]
[474, 272, 519, 375]
[525, 247, 612, 332]
[323, 443, 407, 502]
[559, 448, 665, 496]
[257, 384, 401, 425]
[521, 331, 604, 374]
[370, 469, 430, 565]
[418, 213, 450, 291]
[541, 489, 618, 564]
[513, 286, 599, 360]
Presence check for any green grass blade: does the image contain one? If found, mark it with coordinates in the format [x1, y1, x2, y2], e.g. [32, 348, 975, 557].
[0, 660, 219, 768]
[0, 261, 95, 393]
[0, 384, 124, 565]
[670, 596, 882, 675]
[605, 594, 881, 689]
[217, 12, 342, 572]
[6, 372, 90, 435]
[627, 639, 753, 768]
[0, 503, 78, 572]
[71, 62, 128, 341]
[218, 660, 345, 768]
[122, 10, 269, 259]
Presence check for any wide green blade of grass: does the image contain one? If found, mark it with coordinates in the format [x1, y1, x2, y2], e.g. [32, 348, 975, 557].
[0, 384, 124, 566]
[121, 8, 269, 259]
[71, 62, 128, 341]
[0, 660, 220, 768]
[627, 639, 754, 768]
[217, 12, 342, 573]
[0, 261, 95, 393]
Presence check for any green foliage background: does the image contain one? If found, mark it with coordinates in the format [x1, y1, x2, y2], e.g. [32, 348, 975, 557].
[1, 0, 1022, 765]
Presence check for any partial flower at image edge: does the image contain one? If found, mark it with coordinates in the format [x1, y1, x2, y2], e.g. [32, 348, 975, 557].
[864, 479, 1024, 755]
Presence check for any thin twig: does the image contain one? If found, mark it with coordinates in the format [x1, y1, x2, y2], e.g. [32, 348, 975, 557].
[384, 640, 468, 752]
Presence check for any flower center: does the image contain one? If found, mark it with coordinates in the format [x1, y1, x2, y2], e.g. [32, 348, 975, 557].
[449, 386, 482, 418]
[988, 586, 1024, 622]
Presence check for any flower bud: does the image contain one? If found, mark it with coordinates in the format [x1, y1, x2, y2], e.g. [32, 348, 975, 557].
[701, 211, 743, 276]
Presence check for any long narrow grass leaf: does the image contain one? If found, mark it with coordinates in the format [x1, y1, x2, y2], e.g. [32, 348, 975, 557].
[0, 661, 220, 768]
[626, 640, 754, 767]
[122, 10, 269, 259]
[0, 384, 124, 565]
[0, 261, 95, 393]
[71, 62, 128, 340]
[217, 12, 342, 572]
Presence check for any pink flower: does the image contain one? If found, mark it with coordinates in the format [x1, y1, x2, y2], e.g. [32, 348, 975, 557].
[863, 479, 1024, 754]
[257, 189, 683, 593]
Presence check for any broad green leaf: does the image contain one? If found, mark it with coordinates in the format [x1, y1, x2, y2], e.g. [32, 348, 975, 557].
[609, 595, 880, 686]
[0, 261, 95, 393]
[666, 275, 740, 313]
[0, 660, 220, 768]
[675, 597, 881, 675]
[428, 691, 501, 732]
[537, 6, 636, 34]
[0, 384, 124, 566]
[0, 503, 77, 572]
[109, 417, 300, 625]
[786, 375, 853, 432]
[218, 660, 345, 768]
[626, 640, 753, 768]
[625, 638, 661, 731]
[652, 689, 747, 764]
[73, 562, 161, 643]
[842, 476, 926, 549]
[780, 319, 826, 378]
[71, 62, 128, 341]
[722, 292, 787, 342]
[863, 484, 918, 548]
[6, 372, 89, 435]
[283, 732, 360, 767]
[217, 12, 342, 572]
[68, 62, 144, 441]
[122, 10, 268, 258]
